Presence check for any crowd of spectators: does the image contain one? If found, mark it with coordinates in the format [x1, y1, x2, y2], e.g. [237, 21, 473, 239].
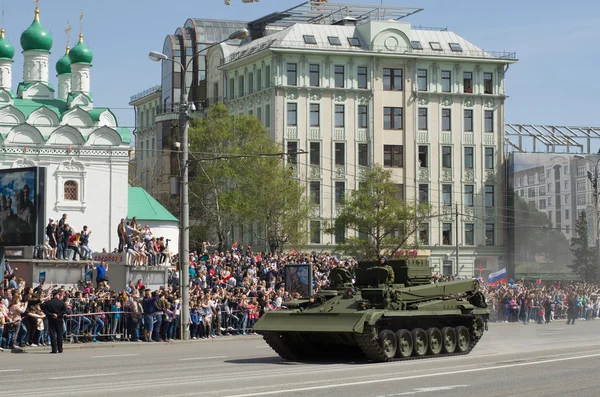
[2, 242, 599, 351]
[115, 216, 171, 266]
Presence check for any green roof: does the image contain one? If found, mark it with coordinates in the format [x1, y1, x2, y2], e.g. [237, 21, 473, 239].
[12, 97, 65, 118]
[128, 187, 178, 222]
[117, 127, 131, 144]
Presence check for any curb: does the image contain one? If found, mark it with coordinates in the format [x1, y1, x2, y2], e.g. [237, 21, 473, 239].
[9, 334, 263, 353]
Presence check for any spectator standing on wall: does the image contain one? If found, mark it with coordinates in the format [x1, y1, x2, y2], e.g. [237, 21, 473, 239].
[96, 262, 109, 287]
[58, 214, 68, 259]
[80, 226, 92, 260]
[117, 218, 126, 253]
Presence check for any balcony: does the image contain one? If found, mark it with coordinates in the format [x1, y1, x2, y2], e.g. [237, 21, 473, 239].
[484, 133, 495, 146]
[333, 128, 345, 141]
[286, 127, 298, 139]
[440, 132, 452, 144]
[417, 131, 428, 144]
[309, 127, 321, 140]
[463, 132, 474, 145]
[357, 128, 368, 142]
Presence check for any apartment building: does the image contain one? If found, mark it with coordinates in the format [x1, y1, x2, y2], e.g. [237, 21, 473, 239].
[205, 3, 517, 276]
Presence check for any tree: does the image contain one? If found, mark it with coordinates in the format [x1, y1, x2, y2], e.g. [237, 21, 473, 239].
[326, 164, 432, 260]
[569, 210, 598, 282]
[188, 103, 308, 252]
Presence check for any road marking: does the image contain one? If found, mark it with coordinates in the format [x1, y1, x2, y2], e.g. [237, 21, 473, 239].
[90, 354, 140, 358]
[48, 373, 117, 380]
[377, 385, 470, 397]
[254, 346, 271, 348]
[0, 369, 22, 373]
[178, 355, 228, 361]
[226, 353, 600, 397]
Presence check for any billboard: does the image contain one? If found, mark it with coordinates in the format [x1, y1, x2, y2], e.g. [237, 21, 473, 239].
[0, 167, 45, 247]
[285, 263, 313, 298]
[507, 153, 592, 279]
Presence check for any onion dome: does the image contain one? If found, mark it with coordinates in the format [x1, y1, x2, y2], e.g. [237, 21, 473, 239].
[0, 28, 15, 60]
[56, 46, 71, 75]
[20, 7, 53, 52]
[69, 34, 93, 65]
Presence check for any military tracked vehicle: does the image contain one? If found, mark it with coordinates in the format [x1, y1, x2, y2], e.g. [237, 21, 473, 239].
[254, 258, 489, 362]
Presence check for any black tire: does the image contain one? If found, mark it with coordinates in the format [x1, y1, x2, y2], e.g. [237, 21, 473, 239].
[395, 329, 413, 358]
[426, 327, 443, 355]
[441, 326, 457, 353]
[378, 329, 397, 360]
[411, 328, 428, 357]
[455, 326, 470, 353]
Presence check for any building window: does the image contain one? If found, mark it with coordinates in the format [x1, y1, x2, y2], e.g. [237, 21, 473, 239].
[442, 146, 452, 168]
[418, 108, 428, 130]
[442, 184, 452, 206]
[265, 104, 271, 127]
[248, 72, 254, 94]
[577, 194, 586, 206]
[463, 72, 472, 93]
[384, 107, 403, 130]
[441, 70, 451, 92]
[419, 184, 429, 204]
[383, 68, 402, 91]
[577, 179, 586, 191]
[464, 185, 474, 207]
[395, 183, 404, 201]
[265, 65, 271, 88]
[348, 37, 361, 46]
[310, 220, 321, 244]
[358, 143, 368, 166]
[328, 36, 341, 45]
[442, 223, 452, 245]
[485, 185, 495, 207]
[528, 187, 536, 198]
[256, 107, 262, 123]
[442, 260, 453, 276]
[417, 69, 428, 91]
[229, 78, 235, 98]
[418, 146, 428, 168]
[384, 145, 403, 168]
[335, 181, 345, 205]
[357, 66, 368, 89]
[64, 180, 78, 201]
[287, 63, 297, 86]
[358, 105, 368, 128]
[528, 174, 535, 185]
[287, 141, 298, 165]
[287, 103, 297, 126]
[442, 108, 451, 131]
[577, 165, 586, 177]
[419, 223, 429, 245]
[334, 65, 345, 88]
[310, 142, 320, 165]
[464, 110, 473, 132]
[465, 223, 474, 245]
[256, 69, 262, 91]
[334, 220, 345, 244]
[464, 147, 474, 169]
[309, 64, 320, 87]
[335, 105, 345, 127]
[310, 182, 320, 205]
[539, 185, 546, 196]
[485, 223, 495, 245]
[484, 110, 494, 132]
[539, 199, 546, 209]
[335, 142, 345, 165]
[238, 75, 244, 96]
[485, 148, 494, 169]
[310, 104, 320, 127]
[483, 72, 493, 94]
[303, 35, 317, 44]
[565, 209, 570, 220]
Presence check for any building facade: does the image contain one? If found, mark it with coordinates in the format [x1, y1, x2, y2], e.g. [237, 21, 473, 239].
[206, 6, 517, 276]
[0, 5, 131, 252]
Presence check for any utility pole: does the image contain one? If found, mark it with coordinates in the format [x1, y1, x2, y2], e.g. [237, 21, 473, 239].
[455, 203, 459, 276]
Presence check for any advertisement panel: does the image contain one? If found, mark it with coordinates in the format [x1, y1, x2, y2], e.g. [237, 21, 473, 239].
[285, 263, 313, 298]
[0, 167, 45, 247]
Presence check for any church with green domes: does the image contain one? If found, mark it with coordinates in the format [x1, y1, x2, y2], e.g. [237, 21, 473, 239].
[0, 4, 132, 254]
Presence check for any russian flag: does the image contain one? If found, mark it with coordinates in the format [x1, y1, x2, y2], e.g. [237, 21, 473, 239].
[488, 267, 508, 287]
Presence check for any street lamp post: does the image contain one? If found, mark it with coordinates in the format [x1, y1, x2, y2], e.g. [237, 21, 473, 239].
[574, 154, 600, 282]
[148, 28, 249, 340]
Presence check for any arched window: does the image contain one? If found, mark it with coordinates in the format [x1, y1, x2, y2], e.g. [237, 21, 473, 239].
[64, 180, 78, 201]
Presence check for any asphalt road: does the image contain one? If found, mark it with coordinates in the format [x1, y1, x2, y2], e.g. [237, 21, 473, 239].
[2, 320, 600, 397]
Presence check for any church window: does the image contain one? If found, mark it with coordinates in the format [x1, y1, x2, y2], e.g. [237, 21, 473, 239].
[64, 181, 78, 201]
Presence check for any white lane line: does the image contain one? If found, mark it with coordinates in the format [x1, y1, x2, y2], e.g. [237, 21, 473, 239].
[90, 354, 140, 358]
[0, 369, 22, 373]
[178, 355, 228, 361]
[226, 352, 600, 397]
[48, 372, 117, 380]
[254, 346, 271, 348]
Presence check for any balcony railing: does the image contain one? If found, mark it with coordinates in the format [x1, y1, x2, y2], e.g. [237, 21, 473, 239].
[130, 85, 161, 103]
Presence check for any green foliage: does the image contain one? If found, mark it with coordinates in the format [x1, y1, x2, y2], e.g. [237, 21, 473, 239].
[569, 210, 598, 282]
[326, 164, 432, 260]
[188, 103, 308, 252]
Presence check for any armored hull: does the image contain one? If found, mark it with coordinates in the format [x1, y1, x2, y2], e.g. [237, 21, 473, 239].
[254, 260, 489, 362]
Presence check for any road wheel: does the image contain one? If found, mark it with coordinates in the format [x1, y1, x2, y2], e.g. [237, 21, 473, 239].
[455, 326, 470, 353]
[472, 316, 485, 340]
[411, 328, 428, 357]
[378, 329, 397, 360]
[395, 329, 413, 358]
[426, 327, 443, 355]
[441, 327, 457, 353]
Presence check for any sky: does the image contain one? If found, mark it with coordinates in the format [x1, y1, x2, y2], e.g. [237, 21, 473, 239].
[3, 0, 599, 133]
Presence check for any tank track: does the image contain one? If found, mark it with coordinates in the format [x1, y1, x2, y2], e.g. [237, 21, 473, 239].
[262, 332, 302, 361]
[354, 314, 484, 363]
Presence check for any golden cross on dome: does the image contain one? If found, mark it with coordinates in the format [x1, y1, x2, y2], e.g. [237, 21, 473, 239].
[79, 8, 84, 36]
[34, 0, 40, 20]
[65, 20, 72, 49]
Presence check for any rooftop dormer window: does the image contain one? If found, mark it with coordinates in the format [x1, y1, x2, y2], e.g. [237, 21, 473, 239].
[429, 42, 442, 51]
[449, 43, 462, 52]
[303, 35, 317, 45]
[348, 37, 360, 47]
[328, 36, 341, 45]
[411, 41, 423, 50]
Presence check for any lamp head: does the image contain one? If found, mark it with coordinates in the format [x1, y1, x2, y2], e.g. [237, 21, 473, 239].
[228, 28, 249, 40]
[148, 51, 168, 62]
